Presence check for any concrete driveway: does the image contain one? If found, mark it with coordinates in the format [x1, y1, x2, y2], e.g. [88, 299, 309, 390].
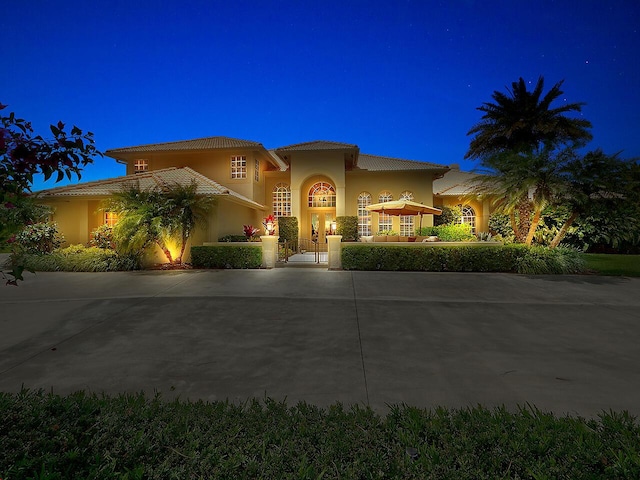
[1, 268, 639, 417]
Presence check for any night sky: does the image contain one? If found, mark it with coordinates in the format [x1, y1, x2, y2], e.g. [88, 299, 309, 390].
[3, 0, 639, 191]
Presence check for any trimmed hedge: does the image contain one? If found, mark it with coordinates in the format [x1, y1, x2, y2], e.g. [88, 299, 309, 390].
[341, 244, 586, 274]
[336, 216, 359, 241]
[191, 245, 262, 269]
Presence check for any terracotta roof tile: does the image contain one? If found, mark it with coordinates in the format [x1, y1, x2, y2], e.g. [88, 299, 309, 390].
[357, 153, 448, 172]
[106, 136, 263, 155]
[275, 140, 358, 151]
[34, 167, 265, 209]
[433, 169, 483, 196]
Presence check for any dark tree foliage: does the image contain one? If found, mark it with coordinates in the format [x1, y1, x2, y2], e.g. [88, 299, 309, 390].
[466, 77, 592, 160]
[1, 103, 101, 284]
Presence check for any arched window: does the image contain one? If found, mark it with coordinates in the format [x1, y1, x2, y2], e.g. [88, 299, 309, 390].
[458, 204, 476, 233]
[308, 182, 336, 207]
[357, 192, 372, 236]
[378, 191, 393, 233]
[400, 191, 414, 236]
[273, 183, 291, 217]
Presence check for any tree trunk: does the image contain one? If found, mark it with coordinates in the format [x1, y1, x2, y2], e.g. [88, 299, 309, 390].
[176, 234, 188, 265]
[525, 208, 543, 246]
[515, 198, 532, 243]
[156, 240, 174, 264]
[549, 211, 580, 248]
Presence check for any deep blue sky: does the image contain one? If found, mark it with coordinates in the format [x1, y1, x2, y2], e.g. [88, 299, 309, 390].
[3, 0, 639, 191]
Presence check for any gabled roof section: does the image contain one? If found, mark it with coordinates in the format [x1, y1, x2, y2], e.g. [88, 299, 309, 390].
[275, 140, 359, 152]
[34, 167, 266, 210]
[357, 153, 449, 172]
[106, 136, 264, 156]
[433, 167, 483, 196]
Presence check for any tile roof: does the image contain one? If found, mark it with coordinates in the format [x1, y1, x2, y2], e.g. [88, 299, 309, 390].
[357, 153, 448, 172]
[34, 167, 265, 209]
[433, 168, 483, 196]
[275, 140, 359, 152]
[105, 136, 264, 155]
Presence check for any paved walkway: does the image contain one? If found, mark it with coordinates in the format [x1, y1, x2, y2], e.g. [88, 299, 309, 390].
[1, 268, 639, 417]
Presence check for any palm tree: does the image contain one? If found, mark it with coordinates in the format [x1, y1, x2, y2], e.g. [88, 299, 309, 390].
[105, 181, 215, 265]
[160, 181, 216, 264]
[472, 148, 565, 245]
[466, 76, 592, 160]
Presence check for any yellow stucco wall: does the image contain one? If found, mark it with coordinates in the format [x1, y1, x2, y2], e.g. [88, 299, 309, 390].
[433, 196, 490, 232]
[42, 198, 106, 246]
[346, 170, 437, 233]
[122, 148, 273, 203]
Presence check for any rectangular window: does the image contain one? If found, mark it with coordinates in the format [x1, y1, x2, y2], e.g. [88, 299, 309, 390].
[400, 216, 414, 236]
[231, 155, 247, 179]
[254, 159, 260, 182]
[134, 159, 148, 173]
[104, 211, 118, 227]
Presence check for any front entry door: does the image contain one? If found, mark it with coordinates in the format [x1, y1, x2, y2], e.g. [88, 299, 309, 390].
[310, 212, 335, 247]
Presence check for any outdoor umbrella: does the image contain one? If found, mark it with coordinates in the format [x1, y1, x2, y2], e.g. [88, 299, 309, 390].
[366, 200, 442, 232]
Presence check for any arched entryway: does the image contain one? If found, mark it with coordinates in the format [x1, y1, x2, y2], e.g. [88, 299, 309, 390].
[301, 177, 336, 251]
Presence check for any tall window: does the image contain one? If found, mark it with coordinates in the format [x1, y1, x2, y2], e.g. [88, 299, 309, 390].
[104, 211, 118, 227]
[231, 155, 247, 179]
[400, 191, 414, 236]
[308, 182, 336, 207]
[378, 191, 393, 232]
[134, 159, 148, 173]
[459, 204, 476, 233]
[254, 159, 260, 182]
[273, 183, 291, 217]
[357, 192, 372, 236]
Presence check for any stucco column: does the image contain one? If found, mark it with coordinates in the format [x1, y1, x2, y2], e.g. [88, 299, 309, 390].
[260, 235, 279, 268]
[327, 235, 342, 270]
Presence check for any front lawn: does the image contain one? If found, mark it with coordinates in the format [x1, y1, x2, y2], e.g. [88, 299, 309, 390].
[583, 254, 640, 276]
[1, 390, 639, 479]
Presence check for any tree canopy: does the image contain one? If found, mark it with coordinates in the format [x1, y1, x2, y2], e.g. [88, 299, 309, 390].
[466, 77, 593, 160]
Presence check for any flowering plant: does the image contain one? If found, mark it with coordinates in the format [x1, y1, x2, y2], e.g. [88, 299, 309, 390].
[262, 214, 277, 235]
[243, 224, 260, 241]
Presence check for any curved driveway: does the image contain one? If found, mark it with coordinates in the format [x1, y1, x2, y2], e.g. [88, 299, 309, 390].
[1, 269, 639, 417]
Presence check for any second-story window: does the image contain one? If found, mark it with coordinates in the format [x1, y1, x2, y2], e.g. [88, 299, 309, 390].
[255, 159, 260, 182]
[134, 159, 148, 173]
[231, 155, 247, 179]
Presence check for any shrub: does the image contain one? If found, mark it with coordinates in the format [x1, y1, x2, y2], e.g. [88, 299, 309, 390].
[191, 245, 262, 269]
[277, 216, 298, 247]
[417, 223, 476, 241]
[341, 244, 585, 274]
[14, 222, 64, 254]
[89, 224, 115, 249]
[336, 216, 358, 241]
[217, 234, 248, 242]
[434, 205, 462, 226]
[15, 244, 140, 272]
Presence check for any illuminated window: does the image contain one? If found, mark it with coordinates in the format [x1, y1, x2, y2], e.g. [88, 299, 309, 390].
[378, 191, 393, 232]
[458, 204, 476, 233]
[273, 183, 291, 217]
[400, 191, 414, 236]
[134, 159, 148, 173]
[231, 155, 247, 179]
[104, 211, 118, 227]
[254, 159, 260, 182]
[308, 182, 336, 207]
[357, 192, 372, 236]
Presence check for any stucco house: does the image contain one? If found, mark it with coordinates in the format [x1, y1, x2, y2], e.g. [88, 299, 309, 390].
[35, 136, 488, 260]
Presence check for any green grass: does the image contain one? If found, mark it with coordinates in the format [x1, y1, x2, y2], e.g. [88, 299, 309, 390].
[583, 254, 640, 276]
[1, 390, 640, 479]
